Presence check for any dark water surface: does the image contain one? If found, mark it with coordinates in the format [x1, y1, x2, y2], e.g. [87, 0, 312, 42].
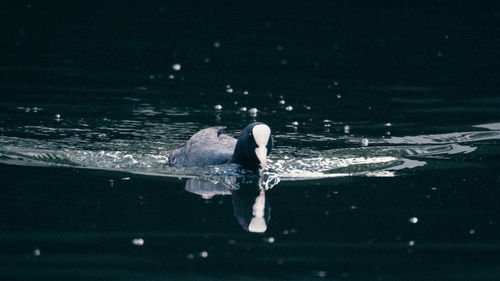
[1, 1, 500, 280]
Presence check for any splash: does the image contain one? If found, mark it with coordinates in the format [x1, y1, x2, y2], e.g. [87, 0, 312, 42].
[1, 124, 499, 190]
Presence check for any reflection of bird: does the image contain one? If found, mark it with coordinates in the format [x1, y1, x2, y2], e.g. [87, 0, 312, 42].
[232, 187, 270, 233]
[169, 122, 273, 172]
[183, 177, 271, 233]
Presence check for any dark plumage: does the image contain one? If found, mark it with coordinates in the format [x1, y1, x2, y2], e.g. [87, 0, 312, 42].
[169, 122, 273, 172]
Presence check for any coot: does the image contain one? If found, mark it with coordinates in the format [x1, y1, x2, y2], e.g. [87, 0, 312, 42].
[169, 122, 273, 172]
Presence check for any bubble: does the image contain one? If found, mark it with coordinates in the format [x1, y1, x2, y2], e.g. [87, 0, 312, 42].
[279, 100, 286, 104]
[204, 57, 211, 63]
[109, 179, 115, 187]
[121, 177, 131, 181]
[408, 240, 415, 246]
[409, 217, 419, 224]
[132, 238, 144, 246]
[149, 74, 155, 80]
[336, 94, 341, 99]
[226, 88, 233, 93]
[361, 138, 369, 147]
[172, 63, 181, 71]
[284, 106, 293, 111]
[214, 104, 222, 110]
[276, 45, 284, 51]
[469, 229, 476, 235]
[33, 248, 41, 256]
[291, 121, 299, 126]
[248, 108, 258, 117]
[384, 122, 392, 127]
[238, 107, 247, 112]
[55, 114, 61, 121]
[213, 41, 221, 48]
[344, 125, 350, 134]
[168, 74, 175, 79]
[333, 81, 339, 86]
[200, 251, 208, 258]
[187, 253, 195, 259]
[242, 90, 249, 95]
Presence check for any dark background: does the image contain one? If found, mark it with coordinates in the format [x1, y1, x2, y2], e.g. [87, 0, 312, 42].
[2, 1, 500, 280]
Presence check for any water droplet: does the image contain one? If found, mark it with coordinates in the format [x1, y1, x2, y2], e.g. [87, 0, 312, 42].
[284, 105, 293, 111]
[409, 217, 419, 224]
[132, 238, 144, 246]
[172, 63, 181, 71]
[265, 237, 275, 243]
[214, 104, 222, 110]
[344, 125, 350, 134]
[248, 108, 258, 117]
[314, 270, 327, 278]
[33, 248, 41, 256]
[200, 251, 208, 258]
[213, 41, 221, 48]
[279, 100, 286, 105]
[361, 138, 369, 147]
[291, 121, 299, 126]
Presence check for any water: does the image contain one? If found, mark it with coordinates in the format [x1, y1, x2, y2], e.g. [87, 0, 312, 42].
[2, 2, 500, 280]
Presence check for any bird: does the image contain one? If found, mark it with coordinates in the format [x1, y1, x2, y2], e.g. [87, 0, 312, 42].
[168, 122, 273, 172]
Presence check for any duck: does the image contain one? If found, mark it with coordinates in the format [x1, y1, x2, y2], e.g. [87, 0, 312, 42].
[168, 122, 273, 172]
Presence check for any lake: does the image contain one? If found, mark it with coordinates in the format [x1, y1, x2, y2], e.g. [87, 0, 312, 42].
[1, 2, 500, 280]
